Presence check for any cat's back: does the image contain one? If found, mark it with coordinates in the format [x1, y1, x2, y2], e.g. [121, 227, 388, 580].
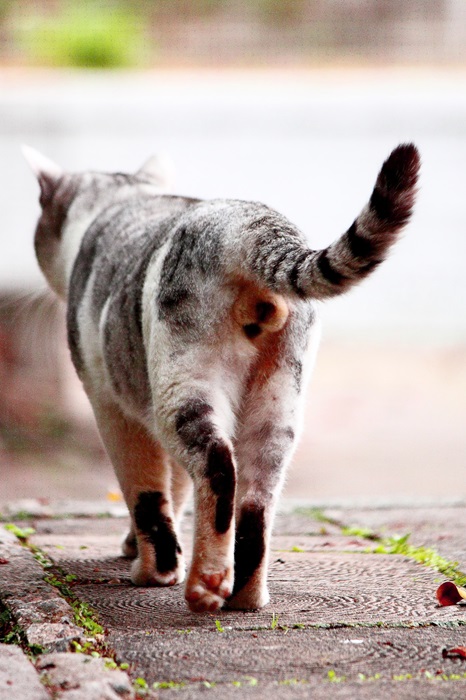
[67, 190, 199, 407]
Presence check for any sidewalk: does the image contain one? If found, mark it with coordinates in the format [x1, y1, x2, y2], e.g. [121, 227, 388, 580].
[1, 500, 466, 699]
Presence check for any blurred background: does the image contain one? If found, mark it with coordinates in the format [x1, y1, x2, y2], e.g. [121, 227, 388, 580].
[1, 0, 465, 509]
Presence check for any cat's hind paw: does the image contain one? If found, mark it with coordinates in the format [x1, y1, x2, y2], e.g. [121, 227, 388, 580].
[185, 569, 232, 613]
[130, 555, 185, 587]
[227, 586, 270, 610]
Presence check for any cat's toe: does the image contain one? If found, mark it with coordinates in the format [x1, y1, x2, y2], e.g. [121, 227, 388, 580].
[186, 587, 225, 613]
[185, 568, 232, 612]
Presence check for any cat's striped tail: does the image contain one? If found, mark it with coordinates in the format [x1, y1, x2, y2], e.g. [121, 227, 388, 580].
[250, 143, 420, 301]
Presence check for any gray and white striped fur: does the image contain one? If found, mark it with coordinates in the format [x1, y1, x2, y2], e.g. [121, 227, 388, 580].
[24, 143, 419, 612]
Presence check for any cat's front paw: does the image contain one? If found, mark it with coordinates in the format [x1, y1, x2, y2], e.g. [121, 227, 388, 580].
[185, 568, 233, 612]
[130, 554, 185, 587]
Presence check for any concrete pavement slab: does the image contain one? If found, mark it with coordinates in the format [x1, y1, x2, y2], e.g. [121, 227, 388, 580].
[0, 643, 49, 700]
[107, 627, 466, 697]
[36, 653, 135, 699]
[137, 680, 466, 700]
[67, 552, 465, 633]
[0, 525, 83, 651]
[29, 514, 464, 630]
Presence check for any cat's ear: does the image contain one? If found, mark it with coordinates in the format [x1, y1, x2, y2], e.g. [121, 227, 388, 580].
[136, 153, 175, 189]
[22, 144, 63, 205]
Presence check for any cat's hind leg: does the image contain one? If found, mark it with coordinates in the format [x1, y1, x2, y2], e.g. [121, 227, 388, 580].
[121, 526, 137, 559]
[156, 385, 238, 613]
[229, 309, 319, 610]
[170, 458, 193, 527]
[90, 398, 185, 586]
[228, 387, 296, 610]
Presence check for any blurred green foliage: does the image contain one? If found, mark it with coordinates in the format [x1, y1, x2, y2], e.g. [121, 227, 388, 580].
[0, 0, 459, 68]
[0, 0, 8, 23]
[15, 1, 148, 69]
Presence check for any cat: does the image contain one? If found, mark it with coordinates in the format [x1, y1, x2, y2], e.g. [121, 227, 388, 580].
[23, 143, 419, 613]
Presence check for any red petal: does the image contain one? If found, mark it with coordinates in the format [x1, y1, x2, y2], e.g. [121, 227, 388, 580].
[442, 646, 466, 659]
[436, 581, 462, 606]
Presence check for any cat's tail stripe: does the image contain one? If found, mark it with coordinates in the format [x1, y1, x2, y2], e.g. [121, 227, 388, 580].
[253, 143, 420, 301]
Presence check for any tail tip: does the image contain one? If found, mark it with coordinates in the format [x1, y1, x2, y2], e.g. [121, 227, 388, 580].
[382, 143, 421, 189]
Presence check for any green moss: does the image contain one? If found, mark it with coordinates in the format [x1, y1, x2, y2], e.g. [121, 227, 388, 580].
[4, 523, 35, 540]
[357, 672, 381, 681]
[327, 669, 346, 683]
[392, 670, 466, 682]
[0, 605, 22, 646]
[296, 507, 466, 586]
[367, 533, 466, 586]
[214, 619, 225, 633]
[245, 676, 258, 686]
[43, 572, 104, 636]
[0, 511, 35, 522]
[153, 679, 186, 690]
[341, 525, 380, 541]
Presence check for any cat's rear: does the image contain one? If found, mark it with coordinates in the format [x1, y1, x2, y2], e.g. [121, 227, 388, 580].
[24, 144, 419, 612]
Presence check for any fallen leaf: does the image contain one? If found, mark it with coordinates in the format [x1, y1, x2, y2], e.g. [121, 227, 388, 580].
[106, 490, 122, 502]
[0, 558, 9, 564]
[442, 647, 466, 660]
[436, 581, 466, 606]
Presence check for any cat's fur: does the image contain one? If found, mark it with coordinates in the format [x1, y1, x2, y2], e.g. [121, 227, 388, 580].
[24, 143, 419, 612]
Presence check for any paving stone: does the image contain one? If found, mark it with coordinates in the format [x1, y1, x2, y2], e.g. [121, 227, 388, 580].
[0, 526, 75, 628]
[36, 652, 135, 699]
[0, 643, 49, 700]
[32, 534, 126, 564]
[1, 500, 128, 520]
[33, 518, 131, 538]
[272, 510, 342, 537]
[144, 679, 466, 700]
[26, 623, 83, 653]
[270, 534, 371, 553]
[29, 508, 339, 538]
[107, 627, 466, 699]
[65, 551, 465, 633]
